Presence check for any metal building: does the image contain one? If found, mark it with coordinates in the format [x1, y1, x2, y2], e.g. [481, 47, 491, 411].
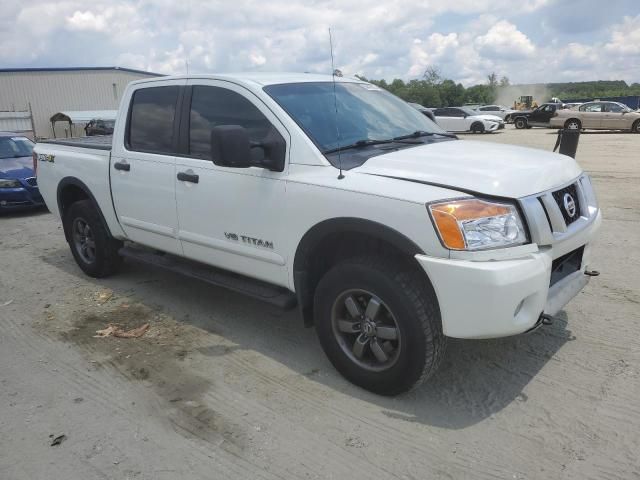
[0, 67, 160, 139]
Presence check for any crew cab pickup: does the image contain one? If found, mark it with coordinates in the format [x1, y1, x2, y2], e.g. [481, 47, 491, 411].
[34, 74, 601, 395]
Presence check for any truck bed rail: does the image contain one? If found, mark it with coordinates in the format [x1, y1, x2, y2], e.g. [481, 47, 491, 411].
[38, 135, 113, 151]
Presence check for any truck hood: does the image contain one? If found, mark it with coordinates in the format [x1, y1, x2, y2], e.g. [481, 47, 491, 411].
[0, 155, 33, 179]
[353, 140, 582, 199]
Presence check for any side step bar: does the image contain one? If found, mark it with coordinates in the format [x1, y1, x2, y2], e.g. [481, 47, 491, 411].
[119, 245, 297, 310]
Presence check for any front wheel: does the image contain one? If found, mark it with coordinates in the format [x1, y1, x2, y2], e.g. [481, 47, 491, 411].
[471, 122, 485, 134]
[314, 255, 446, 395]
[632, 120, 640, 133]
[64, 200, 122, 278]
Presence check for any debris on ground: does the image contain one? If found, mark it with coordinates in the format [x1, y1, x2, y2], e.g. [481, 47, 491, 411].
[50, 434, 67, 446]
[1, 299, 13, 307]
[95, 291, 113, 305]
[94, 323, 150, 339]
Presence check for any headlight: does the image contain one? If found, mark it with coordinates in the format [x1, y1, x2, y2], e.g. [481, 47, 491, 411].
[0, 179, 21, 188]
[428, 198, 527, 250]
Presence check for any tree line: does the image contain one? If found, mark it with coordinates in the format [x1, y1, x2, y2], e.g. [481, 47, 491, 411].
[355, 68, 640, 108]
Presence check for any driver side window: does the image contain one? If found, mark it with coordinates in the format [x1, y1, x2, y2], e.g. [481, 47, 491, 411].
[188, 86, 282, 159]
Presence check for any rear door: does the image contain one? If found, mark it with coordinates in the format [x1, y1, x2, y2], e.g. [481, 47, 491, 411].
[110, 81, 184, 255]
[173, 80, 290, 286]
[433, 108, 466, 131]
[432, 108, 454, 131]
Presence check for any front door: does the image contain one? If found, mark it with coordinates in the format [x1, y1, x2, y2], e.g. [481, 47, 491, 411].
[579, 103, 604, 129]
[530, 104, 555, 126]
[602, 102, 627, 130]
[174, 80, 291, 287]
[110, 82, 184, 255]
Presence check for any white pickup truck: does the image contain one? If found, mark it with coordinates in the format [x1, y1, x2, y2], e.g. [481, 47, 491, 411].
[34, 73, 601, 395]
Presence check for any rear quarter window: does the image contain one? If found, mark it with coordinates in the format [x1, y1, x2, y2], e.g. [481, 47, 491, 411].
[127, 86, 179, 154]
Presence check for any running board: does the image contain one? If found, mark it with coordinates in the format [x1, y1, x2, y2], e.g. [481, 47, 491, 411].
[119, 245, 297, 310]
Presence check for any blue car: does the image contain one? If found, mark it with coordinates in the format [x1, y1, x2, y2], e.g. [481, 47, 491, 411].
[0, 132, 45, 212]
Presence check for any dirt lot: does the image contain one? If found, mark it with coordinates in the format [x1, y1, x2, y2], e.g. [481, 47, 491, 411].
[1, 127, 639, 479]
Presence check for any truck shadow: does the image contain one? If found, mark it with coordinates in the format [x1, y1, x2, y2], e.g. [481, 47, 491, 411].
[41, 248, 572, 430]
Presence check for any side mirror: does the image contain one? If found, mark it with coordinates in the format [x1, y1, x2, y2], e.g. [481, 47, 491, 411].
[211, 125, 252, 168]
[210, 125, 286, 172]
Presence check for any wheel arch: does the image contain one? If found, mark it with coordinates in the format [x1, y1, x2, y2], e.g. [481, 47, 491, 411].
[514, 116, 528, 128]
[293, 217, 427, 326]
[57, 177, 113, 242]
[564, 118, 582, 129]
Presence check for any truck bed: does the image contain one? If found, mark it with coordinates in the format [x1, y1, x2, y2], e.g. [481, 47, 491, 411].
[39, 135, 113, 151]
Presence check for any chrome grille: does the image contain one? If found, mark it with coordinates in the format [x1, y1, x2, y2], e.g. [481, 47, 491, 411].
[552, 183, 580, 226]
[519, 174, 598, 246]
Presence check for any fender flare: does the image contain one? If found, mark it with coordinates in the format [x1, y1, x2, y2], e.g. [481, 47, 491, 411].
[57, 177, 113, 241]
[293, 217, 425, 325]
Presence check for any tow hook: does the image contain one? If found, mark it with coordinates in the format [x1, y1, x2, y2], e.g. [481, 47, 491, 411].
[540, 313, 555, 325]
[584, 270, 600, 277]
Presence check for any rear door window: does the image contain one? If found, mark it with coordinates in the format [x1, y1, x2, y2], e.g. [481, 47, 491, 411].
[127, 86, 179, 154]
[581, 103, 604, 113]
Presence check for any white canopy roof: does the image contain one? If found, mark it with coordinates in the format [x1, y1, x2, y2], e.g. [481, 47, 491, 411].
[50, 110, 117, 124]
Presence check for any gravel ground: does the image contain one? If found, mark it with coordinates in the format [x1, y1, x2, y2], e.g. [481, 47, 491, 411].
[1, 127, 639, 479]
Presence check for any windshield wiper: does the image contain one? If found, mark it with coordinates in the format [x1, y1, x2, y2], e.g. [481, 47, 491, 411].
[323, 138, 420, 154]
[393, 130, 458, 140]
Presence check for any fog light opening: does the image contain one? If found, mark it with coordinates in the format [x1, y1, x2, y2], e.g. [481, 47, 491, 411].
[514, 299, 525, 317]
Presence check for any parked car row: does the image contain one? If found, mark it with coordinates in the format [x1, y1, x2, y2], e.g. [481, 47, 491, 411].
[414, 100, 640, 134]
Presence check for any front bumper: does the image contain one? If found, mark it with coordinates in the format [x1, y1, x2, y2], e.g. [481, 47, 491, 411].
[0, 184, 44, 211]
[416, 210, 601, 339]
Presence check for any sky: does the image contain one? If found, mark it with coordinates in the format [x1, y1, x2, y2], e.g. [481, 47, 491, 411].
[1, 0, 639, 86]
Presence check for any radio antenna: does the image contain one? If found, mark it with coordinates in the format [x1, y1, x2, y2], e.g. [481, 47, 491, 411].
[329, 28, 344, 180]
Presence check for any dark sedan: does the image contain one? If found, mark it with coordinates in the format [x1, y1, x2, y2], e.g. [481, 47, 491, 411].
[0, 133, 44, 211]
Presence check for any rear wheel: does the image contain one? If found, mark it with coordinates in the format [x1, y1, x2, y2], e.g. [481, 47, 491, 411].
[632, 119, 640, 133]
[565, 118, 582, 130]
[514, 117, 527, 129]
[314, 255, 446, 395]
[64, 200, 122, 278]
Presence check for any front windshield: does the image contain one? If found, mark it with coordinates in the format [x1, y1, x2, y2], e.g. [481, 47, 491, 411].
[0, 136, 34, 160]
[264, 82, 446, 153]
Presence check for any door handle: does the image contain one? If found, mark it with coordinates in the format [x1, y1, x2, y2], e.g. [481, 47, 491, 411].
[114, 161, 130, 171]
[177, 171, 199, 184]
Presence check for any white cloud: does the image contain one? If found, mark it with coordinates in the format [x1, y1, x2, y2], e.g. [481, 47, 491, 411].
[605, 15, 640, 56]
[0, 0, 638, 85]
[475, 21, 535, 60]
[67, 11, 108, 31]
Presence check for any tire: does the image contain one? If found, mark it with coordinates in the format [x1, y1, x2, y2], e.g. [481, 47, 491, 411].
[314, 255, 446, 395]
[471, 122, 485, 134]
[514, 117, 527, 129]
[63, 199, 122, 278]
[632, 120, 640, 133]
[565, 118, 582, 130]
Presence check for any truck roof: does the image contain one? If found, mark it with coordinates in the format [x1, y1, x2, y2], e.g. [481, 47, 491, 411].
[129, 72, 365, 88]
